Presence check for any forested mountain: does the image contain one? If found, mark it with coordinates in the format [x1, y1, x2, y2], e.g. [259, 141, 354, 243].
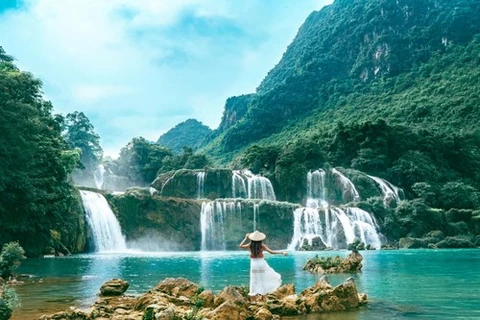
[157, 119, 212, 154]
[202, 0, 480, 160]
[197, 0, 480, 224]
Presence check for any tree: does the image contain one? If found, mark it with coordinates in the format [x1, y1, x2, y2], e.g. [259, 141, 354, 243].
[0, 242, 25, 279]
[0, 46, 84, 255]
[63, 111, 103, 172]
[115, 137, 173, 185]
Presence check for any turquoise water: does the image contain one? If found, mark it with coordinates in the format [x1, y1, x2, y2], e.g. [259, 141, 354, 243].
[11, 249, 480, 319]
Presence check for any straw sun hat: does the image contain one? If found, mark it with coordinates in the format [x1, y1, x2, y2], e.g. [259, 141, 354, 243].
[248, 230, 266, 241]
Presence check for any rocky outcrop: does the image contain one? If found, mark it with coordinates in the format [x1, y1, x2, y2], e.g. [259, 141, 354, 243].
[152, 169, 233, 200]
[105, 193, 202, 251]
[303, 251, 363, 274]
[100, 279, 129, 296]
[39, 277, 366, 320]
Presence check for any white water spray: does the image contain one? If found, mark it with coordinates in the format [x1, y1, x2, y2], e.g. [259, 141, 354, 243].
[80, 190, 127, 252]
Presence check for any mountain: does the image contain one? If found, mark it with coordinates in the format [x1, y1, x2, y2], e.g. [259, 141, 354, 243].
[201, 0, 480, 162]
[157, 119, 212, 153]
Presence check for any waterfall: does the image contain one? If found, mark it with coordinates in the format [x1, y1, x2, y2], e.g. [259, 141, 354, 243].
[232, 170, 276, 200]
[289, 168, 382, 250]
[80, 190, 127, 252]
[232, 170, 247, 198]
[253, 203, 259, 231]
[368, 175, 402, 205]
[93, 164, 105, 189]
[197, 172, 206, 199]
[331, 168, 360, 203]
[306, 169, 327, 208]
[200, 201, 241, 251]
[288, 206, 381, 250]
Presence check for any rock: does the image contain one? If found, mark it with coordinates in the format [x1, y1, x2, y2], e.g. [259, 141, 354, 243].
[207, 300, 251, 320]
[338, 250, 363, 272]
[358, 293, 368, 305]
[100, 279, 129, 296]
[254, 307, 274, 320]
[300, 276, 362, 314]
[303, 251, 363, 273]
[40, 276, 366, 320]
[269, 284, 295, 300]
[198, 290, 215, 308]
[153, 277, 199, 298]
[214, 286, 246, 307]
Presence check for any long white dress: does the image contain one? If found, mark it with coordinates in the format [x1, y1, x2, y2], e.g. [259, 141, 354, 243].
[249, 257, 282, 295]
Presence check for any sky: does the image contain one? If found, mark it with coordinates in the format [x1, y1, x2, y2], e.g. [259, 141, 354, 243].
[0, 0, 332, 157]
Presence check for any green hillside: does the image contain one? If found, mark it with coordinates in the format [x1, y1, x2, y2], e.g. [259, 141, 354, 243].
[202, 0, 480, 163]
[157, 118, 212, 154]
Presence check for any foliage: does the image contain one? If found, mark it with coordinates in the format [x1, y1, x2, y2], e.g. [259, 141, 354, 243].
[157, 119, 212, 154]
[62, 111, 103, 172]
[203, 0, 480, 154]
[113, 137, 173, 185]
[0, 242, 26, 279]
[1, 285, 20, 310]
[0, 49, 85, 255]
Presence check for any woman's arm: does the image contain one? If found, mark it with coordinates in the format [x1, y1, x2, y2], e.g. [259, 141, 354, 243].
[262, 244, 288, 256]
[239, 233, 251, 249]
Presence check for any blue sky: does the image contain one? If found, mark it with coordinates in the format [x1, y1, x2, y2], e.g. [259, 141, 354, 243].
[0, 0, 332, 157]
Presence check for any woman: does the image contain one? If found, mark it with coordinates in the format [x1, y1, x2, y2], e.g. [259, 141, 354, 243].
[239, 230, 288, 297]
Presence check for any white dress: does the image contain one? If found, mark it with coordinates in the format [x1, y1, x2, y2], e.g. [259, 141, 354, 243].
[249, 257, 282, 296]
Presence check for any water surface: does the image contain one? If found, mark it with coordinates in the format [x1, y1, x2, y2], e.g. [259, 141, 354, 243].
[12, 249, 480, 319]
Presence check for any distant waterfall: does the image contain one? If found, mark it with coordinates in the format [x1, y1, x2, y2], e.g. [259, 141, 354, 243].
[368, 175, 402, 205]
[253, 203, 259, 230]
[93, 164, 105, 189]
[80, 190, 127, 252]
[197, 172, 206, 199]
[289, 168, 382, 250]
[232, 171, 247, 198]
[288, 206, 381, 250]
[231, 170, 276, 201]
[331, 168, 360, 203]
[306, 169, 327, 208]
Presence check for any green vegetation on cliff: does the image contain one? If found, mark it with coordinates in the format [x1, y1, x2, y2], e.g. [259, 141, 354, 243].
[157, 119, 212, 154]
[0, 47, 86, 256]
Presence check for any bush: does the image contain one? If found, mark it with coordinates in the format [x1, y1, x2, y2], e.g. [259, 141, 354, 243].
[0, 242, 26, 279]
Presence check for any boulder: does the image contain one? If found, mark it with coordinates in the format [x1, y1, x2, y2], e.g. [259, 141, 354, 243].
[214, 286, 247, 307]
[100, 279, 129, 296]
[198, 290, 215, 308]
[207, 300, 251, 320]
[153, 277, 199, 298]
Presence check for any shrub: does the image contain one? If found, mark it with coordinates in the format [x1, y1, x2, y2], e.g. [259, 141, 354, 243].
[0, 242, 26, 279]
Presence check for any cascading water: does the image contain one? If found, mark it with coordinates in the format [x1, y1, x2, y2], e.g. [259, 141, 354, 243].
[232, 170, 247, 198]
[197, 172, 206, 199]
[201, 201, 241, 251]
[331, 168, 360, 203]
[80, 190, 127, 252]
[368, 175, 402, 205]
[253, 203, 259, 230]
[306, 169, 327, 208]
[288, 206, 381, 250]
[289, 168, 382, 250]
[93, 164, 105, 189]
[231, 170, 276, 201]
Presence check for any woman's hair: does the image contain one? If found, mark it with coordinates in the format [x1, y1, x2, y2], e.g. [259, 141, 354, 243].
[250, 240, 263, 258]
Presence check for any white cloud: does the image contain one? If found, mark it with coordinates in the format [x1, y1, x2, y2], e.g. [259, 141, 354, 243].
[0, 0, 332, 157]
